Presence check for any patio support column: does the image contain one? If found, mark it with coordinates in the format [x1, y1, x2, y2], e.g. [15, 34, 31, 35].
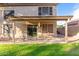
[37, 22, 41, 38]
[13, 22, 15, 43]
[26, 24, 27, 39]
[65, 20, 68, 40]
[65, 21, 67, 40]
[2, 24, 4, 36]
[65, 18, 70, 41]
[53, 21, 57, 36]
[2, 9, 5, 37]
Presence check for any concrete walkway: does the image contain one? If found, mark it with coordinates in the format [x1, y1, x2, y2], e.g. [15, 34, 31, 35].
[0, 35, 79, 44]
[0, 38, 67, 44]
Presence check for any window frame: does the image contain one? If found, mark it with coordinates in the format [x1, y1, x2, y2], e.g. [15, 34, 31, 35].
[4, 10, 15, 19]
[38, 7, 52, 16]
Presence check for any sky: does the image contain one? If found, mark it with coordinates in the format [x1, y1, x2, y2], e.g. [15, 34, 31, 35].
[57, 3, 79, 25]
[57, 3, 79, 16]
[57, 3, 74, 16]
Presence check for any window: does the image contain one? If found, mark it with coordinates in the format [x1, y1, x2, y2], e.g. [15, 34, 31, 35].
[3, 24, 13, 34]
[48, 24, 53, 33]
[42, 24, 47, 33]
[38, 7, 52, 16]
[4, 10, 14, 19]
[42, 24, 53, 33]
[27, 25, 37, 36]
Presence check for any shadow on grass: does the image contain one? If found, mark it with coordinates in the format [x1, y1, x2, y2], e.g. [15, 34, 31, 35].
[25, 44, 66, 56]
[65, 43, 79, 56]
[0, 44, 36, 56]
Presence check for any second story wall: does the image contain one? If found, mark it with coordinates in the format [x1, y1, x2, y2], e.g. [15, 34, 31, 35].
[4, 6, 38, 16]
[0, 5, 57, 21]
[3, 5, 56, 16]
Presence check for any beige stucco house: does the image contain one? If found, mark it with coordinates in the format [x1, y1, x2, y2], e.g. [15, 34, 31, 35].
[0, 3, 72, 41]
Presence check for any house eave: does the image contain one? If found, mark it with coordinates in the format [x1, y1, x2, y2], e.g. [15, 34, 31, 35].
[0, 3, 58, 7]
[8, 16, 73, 21]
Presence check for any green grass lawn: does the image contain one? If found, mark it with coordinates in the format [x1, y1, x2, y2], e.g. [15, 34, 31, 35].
[0, 43, 79, 56]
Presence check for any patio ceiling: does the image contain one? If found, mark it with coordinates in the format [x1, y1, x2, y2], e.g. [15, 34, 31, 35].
[8, 16, 73, 21]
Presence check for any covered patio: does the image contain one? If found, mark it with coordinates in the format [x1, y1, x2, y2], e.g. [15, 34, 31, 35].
[1, 16, 73, 43]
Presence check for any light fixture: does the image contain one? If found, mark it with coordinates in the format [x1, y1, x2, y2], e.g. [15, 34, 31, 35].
[3, 20, 7, 24]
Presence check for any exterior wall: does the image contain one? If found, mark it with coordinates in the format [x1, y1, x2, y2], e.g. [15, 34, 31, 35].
[0, 5, 57, 38]
[1, 6, 55, 16]
[13, 20, 57, 38]
[14, 21, 27, 38]
[4, 6, 38, 16]
[52, 5, 57, 36]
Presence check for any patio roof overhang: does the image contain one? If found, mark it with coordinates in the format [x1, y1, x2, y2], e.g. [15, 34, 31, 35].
[0, 3, 58, 7]
[8, 16, 73, 21]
